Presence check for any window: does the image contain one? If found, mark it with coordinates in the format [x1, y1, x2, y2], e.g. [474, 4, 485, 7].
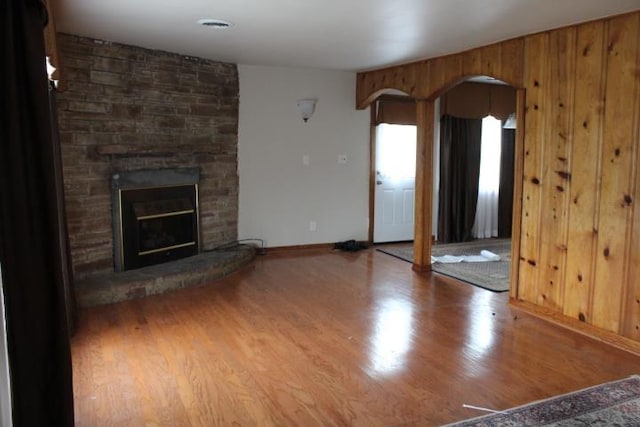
[473, 116, 502, 238]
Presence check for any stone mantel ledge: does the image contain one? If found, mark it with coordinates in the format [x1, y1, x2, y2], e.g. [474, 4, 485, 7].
[95, 144, 230, 157]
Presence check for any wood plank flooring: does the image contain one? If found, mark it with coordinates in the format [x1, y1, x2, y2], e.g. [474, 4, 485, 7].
[72, 248, 640, 426]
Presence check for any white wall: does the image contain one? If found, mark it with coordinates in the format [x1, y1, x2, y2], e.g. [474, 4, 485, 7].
[238, 65, 370, 247]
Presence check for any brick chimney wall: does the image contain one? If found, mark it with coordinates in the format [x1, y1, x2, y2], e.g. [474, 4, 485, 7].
[56, 34, 239, 280]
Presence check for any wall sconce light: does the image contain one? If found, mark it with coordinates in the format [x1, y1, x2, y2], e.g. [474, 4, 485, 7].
[503, 113, 517, 129]
[296, 99, 317, 123]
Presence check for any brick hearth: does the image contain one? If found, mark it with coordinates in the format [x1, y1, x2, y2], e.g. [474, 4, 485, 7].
[75, 246, 255, 307]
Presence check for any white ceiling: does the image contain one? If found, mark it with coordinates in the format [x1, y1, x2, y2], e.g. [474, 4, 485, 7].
[54, 0, 640, 72]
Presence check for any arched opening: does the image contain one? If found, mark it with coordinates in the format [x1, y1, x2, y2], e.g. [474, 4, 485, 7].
[372, 77, 524, 295]
[430, 76, 518, 292]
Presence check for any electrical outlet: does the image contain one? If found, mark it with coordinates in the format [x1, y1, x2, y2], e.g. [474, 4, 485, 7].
[303, 155, 310, 166]
[309, 221, 317, 232]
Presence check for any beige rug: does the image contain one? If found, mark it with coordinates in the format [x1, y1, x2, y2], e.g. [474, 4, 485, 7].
[376, 239, 511, 292]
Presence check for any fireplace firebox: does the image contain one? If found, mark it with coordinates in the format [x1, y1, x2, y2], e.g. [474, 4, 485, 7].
[111, 168, 200, 271]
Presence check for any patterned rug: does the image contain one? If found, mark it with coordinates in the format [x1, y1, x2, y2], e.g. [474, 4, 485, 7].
[444, 375, 640, 426]
[376, 239, 511, 292]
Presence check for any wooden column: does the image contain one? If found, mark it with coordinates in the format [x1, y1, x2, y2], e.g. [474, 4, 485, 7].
[413, 99, 434, 272]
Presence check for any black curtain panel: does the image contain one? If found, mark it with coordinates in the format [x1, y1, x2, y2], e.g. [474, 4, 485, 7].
[437, 115, 483, 243]
[49, 83, 78, 335]
[498, 128, 516, 238]
[0, 0, 74, 425]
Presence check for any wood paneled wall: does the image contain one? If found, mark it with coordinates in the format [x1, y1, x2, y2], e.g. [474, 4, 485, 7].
[356, 38, 525, 108]
[356, 11, 640, 349]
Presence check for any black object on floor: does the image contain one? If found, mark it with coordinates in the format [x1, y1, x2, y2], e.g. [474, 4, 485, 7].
[334, 240, 369, 252]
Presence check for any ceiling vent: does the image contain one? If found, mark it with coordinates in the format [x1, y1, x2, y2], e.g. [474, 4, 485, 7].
[197, 19, 233, 28]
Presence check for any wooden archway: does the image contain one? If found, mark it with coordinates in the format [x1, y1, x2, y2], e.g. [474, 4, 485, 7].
[357, 39, 526, 293]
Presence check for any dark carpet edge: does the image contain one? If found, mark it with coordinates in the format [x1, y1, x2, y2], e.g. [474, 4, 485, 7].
[375, 247, 413, 264]
[375, 247, 509, 293]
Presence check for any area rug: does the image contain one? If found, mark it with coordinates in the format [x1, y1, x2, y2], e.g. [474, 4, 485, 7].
[444, 375, 640, 426]
[376, 239, 511, 292]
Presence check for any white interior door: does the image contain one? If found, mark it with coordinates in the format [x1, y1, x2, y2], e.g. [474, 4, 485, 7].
[374, 124, 417, 243]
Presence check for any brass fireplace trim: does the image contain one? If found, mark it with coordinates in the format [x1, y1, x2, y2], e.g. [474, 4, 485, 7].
[116, 182, 200, 270]
[136, 209, 195, 221]
[138, 241, 196, 256]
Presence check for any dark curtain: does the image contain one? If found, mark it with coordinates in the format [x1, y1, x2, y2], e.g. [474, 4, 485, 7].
[437, 115, 482, 243]
[498, 128, 516, 238]
[0, 0, 74, 425]
[49, 83, 77, 334]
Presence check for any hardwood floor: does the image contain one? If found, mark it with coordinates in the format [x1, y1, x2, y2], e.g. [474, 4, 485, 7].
[72, 248, 640, 426]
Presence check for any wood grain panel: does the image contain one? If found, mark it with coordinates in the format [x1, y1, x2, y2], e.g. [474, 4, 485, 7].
[591, 14, 640, 333]
[429, 55, 464, 98]
[499, 38, 525, 87]
[356, 65, 417, 108]
[624, 141, 640, 338]
[480, 43, 502, 78]
[517, 33, 548, 304]
[536, 28, 576, 310]
[413, 60, 431, 101]
[462, 46, 483, 80]
[563, 21, 607, 323]
[621, 19, 640, 339]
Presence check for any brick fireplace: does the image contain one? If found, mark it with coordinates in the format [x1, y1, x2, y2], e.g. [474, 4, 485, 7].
[56, 34, 240, 283]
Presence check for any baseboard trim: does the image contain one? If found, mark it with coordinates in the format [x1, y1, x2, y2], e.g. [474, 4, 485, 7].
[265, 243, 336, 254]
[510, 299, 640, 357]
